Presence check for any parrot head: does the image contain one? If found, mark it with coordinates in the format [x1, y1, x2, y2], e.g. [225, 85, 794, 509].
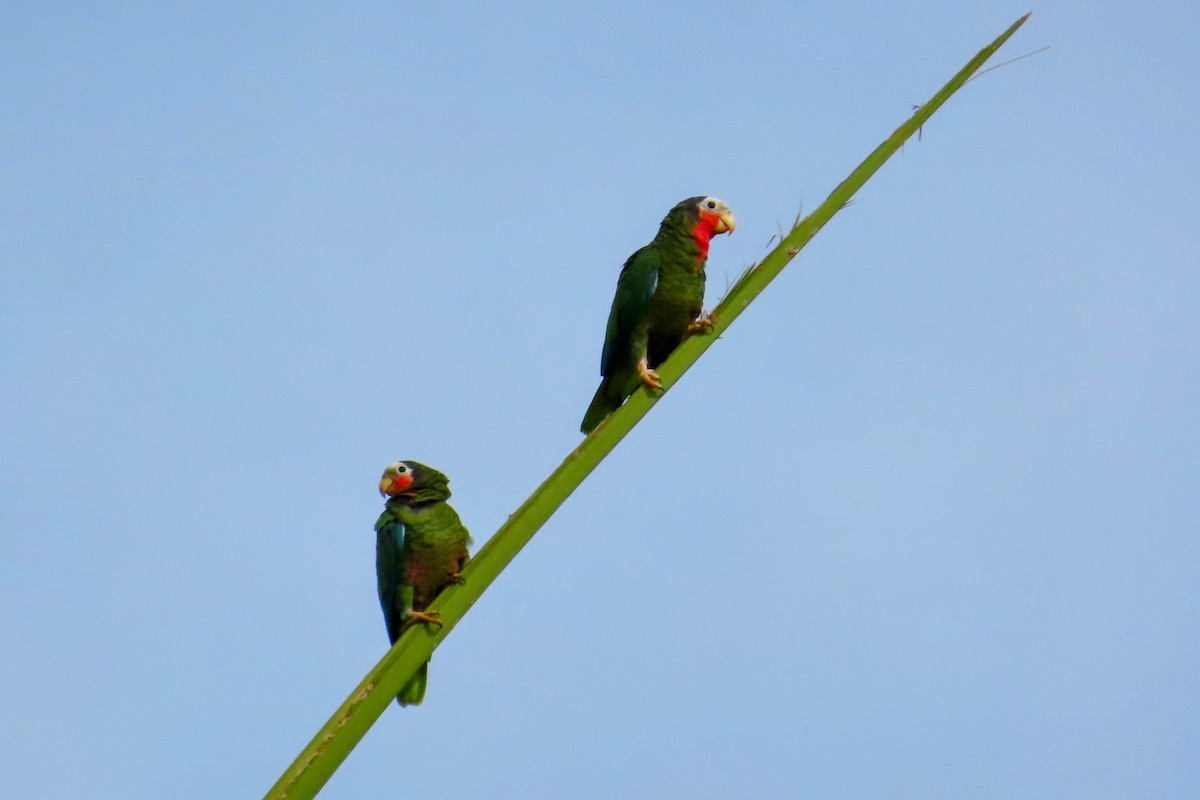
[692, 196, 736, 236]
[378, 460, 451, 501]
[666, 196, 736, 258]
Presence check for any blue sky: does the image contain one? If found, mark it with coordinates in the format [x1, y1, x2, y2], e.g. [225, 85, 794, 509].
[2, 2, 1197, 798]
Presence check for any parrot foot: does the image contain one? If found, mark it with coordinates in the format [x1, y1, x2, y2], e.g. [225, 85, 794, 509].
[637, 359, 663, 392]
[685, 313, 715, 337]
[448, 572, 466, 585]
[404, 610, 443, 629]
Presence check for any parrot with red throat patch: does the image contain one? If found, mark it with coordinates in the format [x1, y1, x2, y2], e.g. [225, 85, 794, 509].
[375, 460, 471, 706]
[581, 196, 736, 433]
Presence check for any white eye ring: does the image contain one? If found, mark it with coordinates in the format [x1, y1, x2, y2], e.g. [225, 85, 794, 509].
[397, 464, 409, 474]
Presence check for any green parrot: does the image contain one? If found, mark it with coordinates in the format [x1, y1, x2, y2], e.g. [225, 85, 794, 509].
[375, 460, 472, 706]
[581, 196, 736, 433]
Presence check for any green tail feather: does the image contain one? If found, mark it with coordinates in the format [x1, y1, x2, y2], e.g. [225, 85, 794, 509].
[581, 378, 619, 433]
[581, 369, 639, 433]
[397, 661, 428, 707]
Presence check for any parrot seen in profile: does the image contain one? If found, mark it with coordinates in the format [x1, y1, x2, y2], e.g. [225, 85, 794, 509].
[581, 196, 736, 433]
[375, 460, 472, 706]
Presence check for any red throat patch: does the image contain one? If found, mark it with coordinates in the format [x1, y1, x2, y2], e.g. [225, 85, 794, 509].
[691, 210, 722, 260]
[390, 473, 414, 495]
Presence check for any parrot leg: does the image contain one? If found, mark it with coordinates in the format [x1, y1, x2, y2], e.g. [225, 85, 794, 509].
[404, 610, 443, 629]
[637, 358, 663, 391]
[685, 313, 715, 337]
[448, 552, 469, 584]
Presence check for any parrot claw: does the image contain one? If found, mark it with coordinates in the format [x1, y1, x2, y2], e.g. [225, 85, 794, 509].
[685, 314, 715, 337]
[403, 610, 443, 629]
[637, 360, 663, 392]
[448, 572, 466, 585]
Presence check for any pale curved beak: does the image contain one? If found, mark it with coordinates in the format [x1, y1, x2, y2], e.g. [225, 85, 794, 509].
[379, 477, 394, 497]
[715, 211, 737, 235]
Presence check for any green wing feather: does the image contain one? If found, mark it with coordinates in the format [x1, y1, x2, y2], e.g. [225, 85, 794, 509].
[581, 245, 660, 432]
[374, 508, 408, 644]
[600, 245, 660, 374]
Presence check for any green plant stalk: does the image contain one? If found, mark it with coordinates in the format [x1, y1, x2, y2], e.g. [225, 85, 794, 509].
[263, 12, 1031, 799]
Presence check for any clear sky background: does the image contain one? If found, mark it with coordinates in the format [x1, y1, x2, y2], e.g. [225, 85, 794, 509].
[2, 2, 1197, 798]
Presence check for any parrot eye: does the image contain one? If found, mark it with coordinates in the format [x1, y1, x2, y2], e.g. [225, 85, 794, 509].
[396, 464, 409, 474]
[701, 197, 722, 211]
